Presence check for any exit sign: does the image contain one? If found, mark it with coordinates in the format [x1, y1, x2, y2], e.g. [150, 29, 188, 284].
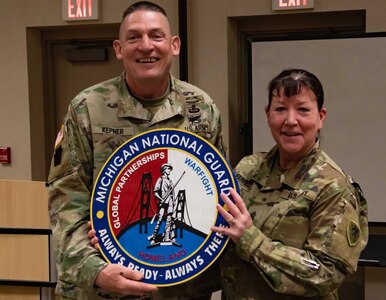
[272, 0, 314, 11]
[62, 0, 99, 21]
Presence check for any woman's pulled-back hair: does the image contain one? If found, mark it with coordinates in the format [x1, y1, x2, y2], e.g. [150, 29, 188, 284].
[267, 68, 324, 111]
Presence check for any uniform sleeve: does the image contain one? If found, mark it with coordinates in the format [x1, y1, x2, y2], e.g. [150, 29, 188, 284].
[235, 179, 367, 297]
[47, 100, 107, 298]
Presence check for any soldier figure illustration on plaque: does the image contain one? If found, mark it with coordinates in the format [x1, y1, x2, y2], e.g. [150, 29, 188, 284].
[149, 163, 183, 248]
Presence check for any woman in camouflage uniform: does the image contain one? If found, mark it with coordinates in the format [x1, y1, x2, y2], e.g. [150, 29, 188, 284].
[212, 68, 368, 300]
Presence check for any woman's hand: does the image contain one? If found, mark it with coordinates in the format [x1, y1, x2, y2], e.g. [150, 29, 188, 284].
[211, 188, 253, 243]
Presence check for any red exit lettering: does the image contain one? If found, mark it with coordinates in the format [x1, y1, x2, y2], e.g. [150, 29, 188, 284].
[68, 0, 93, 19]
[279, 0, 308, 7]
[273, 0, 313, 10]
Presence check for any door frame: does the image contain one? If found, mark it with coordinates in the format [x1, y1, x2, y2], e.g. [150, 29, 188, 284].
[227, 10, 366, 166]
[41, 24, 120, 178]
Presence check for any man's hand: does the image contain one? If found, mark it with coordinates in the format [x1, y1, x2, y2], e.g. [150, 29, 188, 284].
[95, 264, 158, 296]
[88, 221, 158, 295]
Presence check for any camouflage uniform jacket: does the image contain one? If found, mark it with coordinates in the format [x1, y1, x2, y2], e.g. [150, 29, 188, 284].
[47, 73, 224, 300]
[220, 142, 368, 300]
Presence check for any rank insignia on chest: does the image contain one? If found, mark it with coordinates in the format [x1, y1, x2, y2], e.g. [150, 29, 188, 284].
[347, 220, 361, 247]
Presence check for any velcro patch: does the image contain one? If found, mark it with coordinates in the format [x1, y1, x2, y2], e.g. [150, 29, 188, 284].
[236, 174, 253, 189]
[347, 220, 361, 247]
[53, 145, 62, 167]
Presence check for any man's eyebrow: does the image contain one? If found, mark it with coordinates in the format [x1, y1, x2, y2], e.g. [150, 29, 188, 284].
[124, 27, 165, 34]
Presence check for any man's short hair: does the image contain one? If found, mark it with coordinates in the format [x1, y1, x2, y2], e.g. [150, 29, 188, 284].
[121, 1, 167, 21]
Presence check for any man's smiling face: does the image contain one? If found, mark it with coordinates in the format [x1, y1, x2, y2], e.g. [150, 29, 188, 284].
[113, 9, 180, 94]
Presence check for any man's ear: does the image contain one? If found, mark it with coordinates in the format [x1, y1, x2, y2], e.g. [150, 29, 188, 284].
[171, 36, 181, 56]
[113, 39, 123, 60]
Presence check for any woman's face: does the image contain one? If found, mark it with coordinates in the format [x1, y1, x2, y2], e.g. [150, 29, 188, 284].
[266, 86, 326, 169]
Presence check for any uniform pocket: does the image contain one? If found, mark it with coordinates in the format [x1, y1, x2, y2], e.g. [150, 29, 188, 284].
[263, 199, 310, 248]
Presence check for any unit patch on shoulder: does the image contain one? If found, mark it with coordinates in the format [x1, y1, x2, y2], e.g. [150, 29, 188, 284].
[347, 219, 361, 247]
[91, 128, 239, 286]
[54, 125, 64, 150]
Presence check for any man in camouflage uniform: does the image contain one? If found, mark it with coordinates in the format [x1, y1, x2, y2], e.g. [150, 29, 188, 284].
[212, 69, 368, 299]
[47, 1, 223, 299]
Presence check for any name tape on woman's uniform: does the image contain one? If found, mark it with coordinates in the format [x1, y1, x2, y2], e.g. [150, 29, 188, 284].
[91, 128, 239, 286]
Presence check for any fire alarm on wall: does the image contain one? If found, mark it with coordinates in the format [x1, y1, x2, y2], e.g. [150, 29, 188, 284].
[0, 147, 11, 164]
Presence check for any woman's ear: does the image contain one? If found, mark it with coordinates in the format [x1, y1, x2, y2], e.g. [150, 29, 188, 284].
[265, 106, 270, 125]
[318, 107, 327, 130]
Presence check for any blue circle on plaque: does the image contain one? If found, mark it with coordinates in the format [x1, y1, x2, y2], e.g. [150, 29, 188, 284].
[91, 128, 239, 286]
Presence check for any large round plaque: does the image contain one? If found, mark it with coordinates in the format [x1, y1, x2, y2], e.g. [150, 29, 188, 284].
[91, 128, 239, 286]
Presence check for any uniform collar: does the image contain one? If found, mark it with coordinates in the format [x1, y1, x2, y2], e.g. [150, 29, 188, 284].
[254, 141, 321, 190]
[117, 73, 186, 123]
